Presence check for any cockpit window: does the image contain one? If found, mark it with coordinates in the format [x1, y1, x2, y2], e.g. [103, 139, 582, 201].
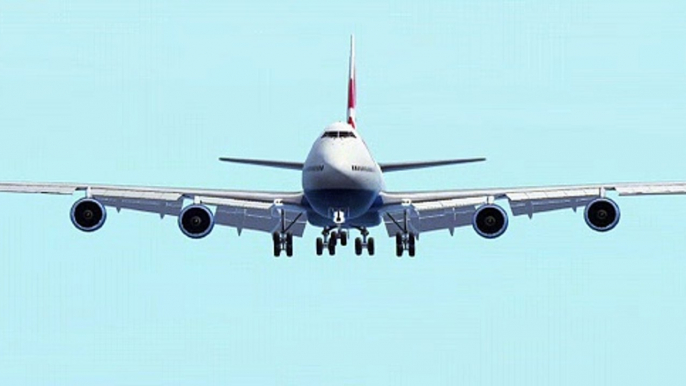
[321, 131, 357, 139]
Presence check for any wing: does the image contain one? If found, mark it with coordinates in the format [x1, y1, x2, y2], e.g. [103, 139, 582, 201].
[379, 158, 486, 172]
[0, 182, 308, 236]
[379, 182, 686, 236]
[218, 157, 304, 170]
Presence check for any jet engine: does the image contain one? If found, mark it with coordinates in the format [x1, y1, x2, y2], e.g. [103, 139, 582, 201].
[584, 198, 620, 232]
[472, 204, 509, 239]
[178, 204, 215, 239]
[70, 198, 107, 232]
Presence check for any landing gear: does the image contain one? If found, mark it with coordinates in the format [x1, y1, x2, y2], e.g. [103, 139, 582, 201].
[340, 231, 348, 246]
[353, 227, 374, 256]
[395, 232, 416, 257]
[387, 210, 417, 258]
[316, 227, 339, 256]
[273, 231, 294, 257]
[272, 209, 303, 257]
[315, 227, 352, 256]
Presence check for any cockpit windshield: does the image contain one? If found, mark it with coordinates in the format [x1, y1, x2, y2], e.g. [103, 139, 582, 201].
[321, 131, 357, 139]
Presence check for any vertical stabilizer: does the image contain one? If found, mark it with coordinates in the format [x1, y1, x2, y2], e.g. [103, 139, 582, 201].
[347, 35, 357, 129]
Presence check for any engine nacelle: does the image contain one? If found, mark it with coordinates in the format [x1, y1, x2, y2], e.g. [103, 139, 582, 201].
[70, 198, 107, 232]
[178, 204, 215, 239]
[472, 204, 509, 239]
[584, 198, 620, 232]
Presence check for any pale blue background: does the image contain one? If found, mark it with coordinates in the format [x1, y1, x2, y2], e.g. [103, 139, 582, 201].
[1, 0, 686, 384]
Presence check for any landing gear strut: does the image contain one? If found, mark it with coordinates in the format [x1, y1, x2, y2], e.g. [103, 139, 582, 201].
[354, 227, 374, 256]
[272, 210, 302, 257]
[387, 210, 417, 257]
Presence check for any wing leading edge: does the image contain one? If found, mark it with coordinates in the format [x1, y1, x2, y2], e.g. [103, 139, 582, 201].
[379, 158, 486, 172]
[218, 157, 304, 170]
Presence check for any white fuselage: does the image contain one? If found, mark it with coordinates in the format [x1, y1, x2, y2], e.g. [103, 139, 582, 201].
[302, 122, 385, 224]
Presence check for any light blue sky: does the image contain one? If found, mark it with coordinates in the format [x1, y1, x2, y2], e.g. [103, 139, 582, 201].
[1, 0, 686, 384]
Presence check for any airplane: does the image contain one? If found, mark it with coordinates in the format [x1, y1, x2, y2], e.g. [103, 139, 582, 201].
[2, 35, 686, 258]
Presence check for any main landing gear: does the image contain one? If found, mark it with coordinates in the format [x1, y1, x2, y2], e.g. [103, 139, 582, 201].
[386, 210, 417, 257]
[316, 227, 348, 256]
[272, 210, 303, 258]
[354, 227, 375, 256]
[395, 232, 416, 257]
[273, 231, 293, 257]
[315, 227, 374, 256]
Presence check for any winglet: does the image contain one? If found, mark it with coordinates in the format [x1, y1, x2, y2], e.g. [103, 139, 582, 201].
[346, 35, 356, 129]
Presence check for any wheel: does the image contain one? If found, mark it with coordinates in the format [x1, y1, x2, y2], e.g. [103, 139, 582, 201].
[328, 235, 337, 255]
[395, 232, 403, 246]
[330, 231, 338, 245]
[354, 237, 362, 256]
[396, 239, 403, 257]
[316, 237, 324, 256]
[273, 240, 281, 257]
[340, 231, 348, 246]
[272, 232, 282, 257]
[286, 233, 293, 257]
[408, 233, 416, 257]
[367, 237, 375, 256]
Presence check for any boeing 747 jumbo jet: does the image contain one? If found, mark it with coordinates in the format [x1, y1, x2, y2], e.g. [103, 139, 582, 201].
[2, 36, 686, 257]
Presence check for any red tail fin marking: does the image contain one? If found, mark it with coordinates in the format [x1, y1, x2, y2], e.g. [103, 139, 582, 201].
[346, 35, 356, 129]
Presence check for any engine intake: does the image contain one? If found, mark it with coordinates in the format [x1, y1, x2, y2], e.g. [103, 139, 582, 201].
[472, 204, 508, 239]
[70, 198, 107, 232]
[584, 198, 620, 232]
[178, 204, 215, 239]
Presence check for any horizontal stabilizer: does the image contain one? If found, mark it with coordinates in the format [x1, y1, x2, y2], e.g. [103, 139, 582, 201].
[380, 158, 486, 172]
[219, 157, 304, 170]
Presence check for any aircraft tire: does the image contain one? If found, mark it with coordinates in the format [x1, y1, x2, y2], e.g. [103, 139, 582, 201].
[328, 236, 336, 255]
[316, 237, 324, 256]
[286, 233, 293, 257]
